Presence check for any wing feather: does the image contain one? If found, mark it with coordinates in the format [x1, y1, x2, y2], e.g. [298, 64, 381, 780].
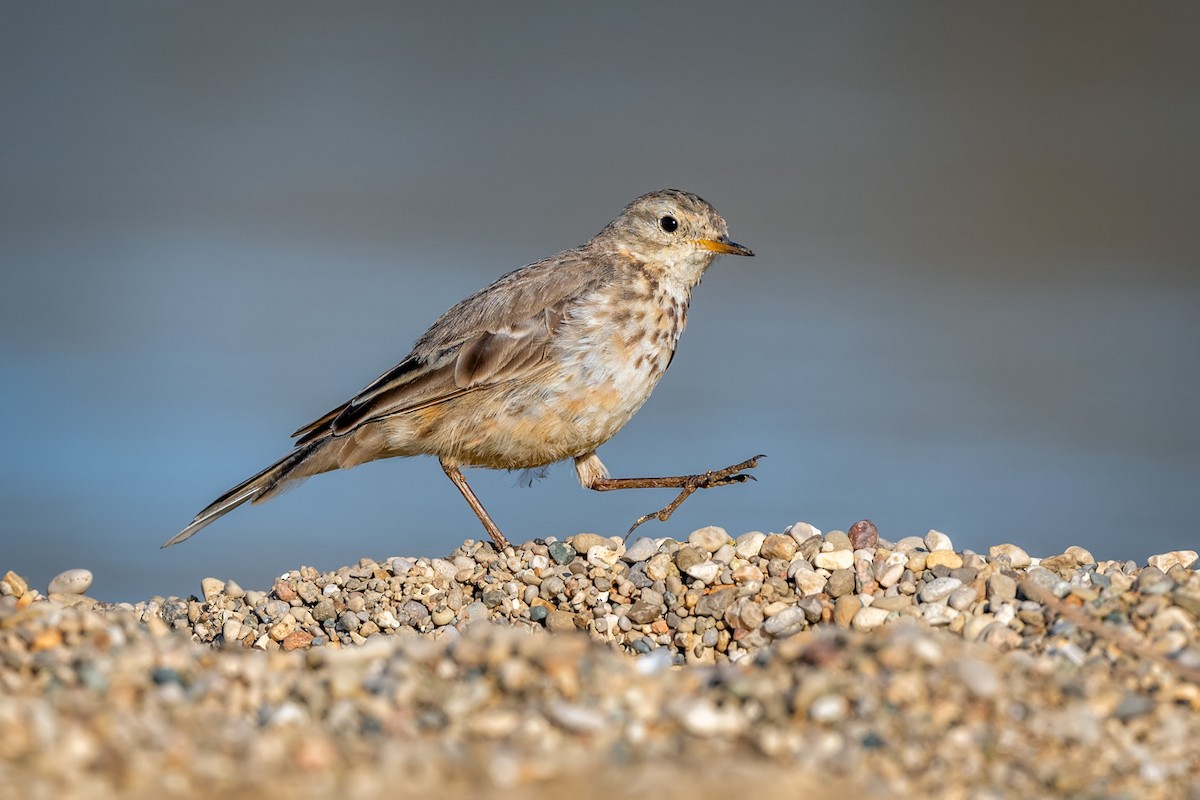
[290, 247, 615, 445]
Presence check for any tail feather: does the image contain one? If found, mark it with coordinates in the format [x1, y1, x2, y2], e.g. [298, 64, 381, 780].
[163, 441, 321, 548]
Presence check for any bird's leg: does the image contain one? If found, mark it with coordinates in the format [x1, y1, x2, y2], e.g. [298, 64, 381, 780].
[579, 453, 765, 539]
[440, 459, 511, 550]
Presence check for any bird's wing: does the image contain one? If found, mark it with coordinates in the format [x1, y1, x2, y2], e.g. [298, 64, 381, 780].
[292, 247, 617, 444]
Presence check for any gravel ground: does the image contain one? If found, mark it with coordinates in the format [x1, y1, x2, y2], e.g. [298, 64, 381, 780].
[3, 522, 1199, 798]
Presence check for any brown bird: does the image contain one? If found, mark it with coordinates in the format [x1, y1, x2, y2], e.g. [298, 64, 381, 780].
[166, 189, 761, 550]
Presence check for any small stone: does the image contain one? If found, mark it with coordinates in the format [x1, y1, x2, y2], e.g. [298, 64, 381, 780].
[824, 531, 852, 551]
[948, 585, 978, 611]
[924, 530, 954, 551]
[627, 600, 661, 625]
[548, 541, 577, 565]
[989, 543, 1032, 568]
[987, 573, 1018, 603]
[1111, 692, 1155, 721]
[221, 618, 244, 643]
[224, 579, 245, 599]
[813, 550, 854, 571]
[674, 545, 707, 572]
[689, 526, 729, 553]
[786, 522, 822, 544]
[925, 550, 963, 570]
[200, 577, 225, 603]
[685, 561, 721, 584]
[48, 568, 92, 595]
[545, 701, 607, 734]
[1063, 545, 1095, 565]
[852, 606, 890, 631]
[735, 531, 767, 558]
[921, 604, 959, 626]
[725, 598, 765, 632]
[847, 520, 879, 551]
[695, 587, 738, 618]
[919, 577, 963, 603]
[792, 569, 827, 597]
[1148, 550, 1199, 572]
[957, 658, 1000, 698]
[833, 595, 862, 627]
[764, 607, 807, 638]
[825, 569, 856, 599]
[809, 694, 849, 723]
[760, 534, 798, 561]
[586, 545, 621, 569]
[644, 553, 674, 582]
[680, 699, 747, 736]
[312, 600, 336, 623]
[876, 553, 907, 589]
[545, 610, 578, 633]
[568, 533, 613, 553]
[269, 615, 297, 641]
[337, 611, 360, 632]
[281, 630, 314, 651]
[2, 571, 29, 598]
[892, 537, 926, 553]
[622, 537, 659, 563]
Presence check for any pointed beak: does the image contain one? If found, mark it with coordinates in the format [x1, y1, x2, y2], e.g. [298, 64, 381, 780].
[694, 236, 755, 257]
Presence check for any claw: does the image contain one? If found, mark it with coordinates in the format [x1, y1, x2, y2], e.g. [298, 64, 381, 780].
[621, 453, 765, 541]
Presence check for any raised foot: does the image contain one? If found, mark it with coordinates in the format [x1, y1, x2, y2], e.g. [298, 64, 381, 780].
[624, 454, 765, 539]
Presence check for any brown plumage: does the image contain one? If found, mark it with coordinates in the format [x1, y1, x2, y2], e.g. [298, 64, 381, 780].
[166, 189, 758, 550]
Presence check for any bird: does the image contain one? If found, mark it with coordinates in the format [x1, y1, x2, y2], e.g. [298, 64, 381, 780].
[165, 189, 761, 551]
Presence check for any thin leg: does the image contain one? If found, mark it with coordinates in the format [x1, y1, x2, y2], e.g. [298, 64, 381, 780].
[586, 454, 765, 539]
[440, 459, 512, 550]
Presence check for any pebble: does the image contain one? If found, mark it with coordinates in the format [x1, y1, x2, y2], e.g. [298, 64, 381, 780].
[200, 577, 225, 604]
[924, 530, 954, 552]
[622, 537, 659, 563]
[813, 550, 854, 571]
[989, 543, 1032, 568]
[925, 550, 963, 570]
[734, 531, 766, 558]
[847, 519, 879, 550]
[1148, 550, 1198, 572]
[684, 561, 721, 584]
[4, 526, 1197, 799]
[763, 607, 806, 638]
[47, 569, 92, 595]
[688, 526, 729, 553]
[852, 606, 890, 632]
[760, 534, 798, 561]
[918, 577, 963, 604]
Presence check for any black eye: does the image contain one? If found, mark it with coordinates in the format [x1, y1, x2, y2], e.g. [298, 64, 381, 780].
[659, 215, 678, 233]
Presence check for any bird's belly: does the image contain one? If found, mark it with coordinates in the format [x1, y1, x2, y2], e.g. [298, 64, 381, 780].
[385, 284, 687, 470]
[386, 338, 671, 469]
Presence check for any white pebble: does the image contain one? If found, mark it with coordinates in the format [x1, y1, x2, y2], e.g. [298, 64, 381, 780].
[808, 694, 849, 723]
[791, 569, 827, 597]
[688, 526, 729, 553]
[813, 550, 854, 571]
[988, 543, 1032, 568]
[924, 530, 954, 552]
[851, 606, 890, 631]
[48, 568, 92, 595]
[685, 561, 721, 584]
[734, 531, 766, 559]
[786, 522, 821, 544]
[1147, 550, 1198, 572]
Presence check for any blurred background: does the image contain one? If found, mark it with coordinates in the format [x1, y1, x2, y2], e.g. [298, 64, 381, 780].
[2, 3, 1197, 602]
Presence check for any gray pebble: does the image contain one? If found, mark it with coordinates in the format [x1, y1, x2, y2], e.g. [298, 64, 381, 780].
[918, 577, 963, 603]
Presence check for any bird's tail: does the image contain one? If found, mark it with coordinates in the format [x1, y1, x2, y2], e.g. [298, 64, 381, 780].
[163, 438, 330, 548]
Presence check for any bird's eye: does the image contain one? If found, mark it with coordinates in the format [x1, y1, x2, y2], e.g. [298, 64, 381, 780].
[659, 215, 678, 233]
